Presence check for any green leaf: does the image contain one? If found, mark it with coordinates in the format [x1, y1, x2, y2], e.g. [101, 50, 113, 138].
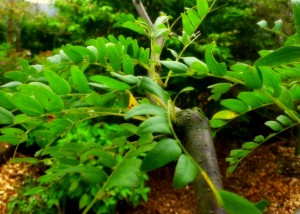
[121, 21, 147, 36]
[141, 138, 182, 172]
[107, 45, 121, 71]
[72, 46, 97, 63]
[242, 66, 263, 89]
[181, 13, 195, 36]
[278, 86, 294, 109]
[173, 154, 198, 188]
[4, 71, 28, 82]
[44, 70, 71, 95]
[276, 115, 292, 126]
[237, 92, 264, 108]
[220, 190, 261, 214]
[10, 157, 40, 164]
[210, 119, 226, 128]
[90, 75, 130, 91]
[17, 85, 64, 113]
[80, 149, 116, 168]
[197, 0, 209, 19]
[79, 194, 91, 210]
[110, 72, 140, 84]
[0, 91, 15, 110]
[292, 0, 300, 37]
[140, 77, 170, 102]
[125, 104, 167, 119]
[122, 54, 135, 75]
[221, 99, 249, 113]
[23, 186, 45, 196]
[242, 142, 259, 150]
[259, 67, 281, 97]
[62, 45, 84, 63]
[10, 92, 44, 116]
[255, 46, 300, 66]
[189, 61, 209, 77]
[205, 42, 227, 76]
[137, 116, 171, 135]
[71, 65, 90, 93]
[187, 9, 201, 28]
[65, 166, 107, 184]
[0, 135, 20, 145]
[265, 121, 283, 131]
[0, 107, 14, 125]
[208, 83, 232, 101]
[212, 110, 237, 120]
[106, 158, 142, 189]
[161, 61, 189, 73]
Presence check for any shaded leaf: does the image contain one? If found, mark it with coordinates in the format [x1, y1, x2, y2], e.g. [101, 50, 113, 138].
[90, 75, 130, 91]
[173, 154, 198, 188]
[140, 77, 170, 102]
[0, 107, 14, 125]
[141, 138, 181, 172]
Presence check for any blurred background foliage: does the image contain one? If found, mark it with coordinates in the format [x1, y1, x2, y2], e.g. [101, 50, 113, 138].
[0, 0, 293, 62]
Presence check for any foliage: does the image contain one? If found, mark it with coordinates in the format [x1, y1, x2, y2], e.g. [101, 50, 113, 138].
[2, 0, 300, 213]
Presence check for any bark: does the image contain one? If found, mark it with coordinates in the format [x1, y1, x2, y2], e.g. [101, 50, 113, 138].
[176, 108, 225, 214]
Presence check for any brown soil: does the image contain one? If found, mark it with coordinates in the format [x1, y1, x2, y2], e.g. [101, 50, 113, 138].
[1, 140, 300, 213]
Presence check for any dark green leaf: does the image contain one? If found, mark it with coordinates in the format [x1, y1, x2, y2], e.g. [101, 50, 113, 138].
[173, 154, 198, 188]
[80, 149, 116, 168]
[141, 138, 181, 172]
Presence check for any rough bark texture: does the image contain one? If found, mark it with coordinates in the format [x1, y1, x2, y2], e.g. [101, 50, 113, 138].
[176, 108, 225, 214]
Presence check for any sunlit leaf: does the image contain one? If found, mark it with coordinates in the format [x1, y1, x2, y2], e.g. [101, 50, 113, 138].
[187, 9, 201, 28]
[212, 110, 237, 120]
[181, 13, 194, 36]
[237, 92, 264, 108]
[71, 65, 90, 93]
[107, 45, 121, 71]
[10, 93, 44, 116]
[265, 121, 283, 131]
[221, 99, 249, 113]
[197, 0, 209, 19]
[276, 115, 292, 126]
[90, 75, 130, 91]
[137, 116, 171, 135]
[205, 42, 227, 76]
[44, 70, 71, 95]
[161, 61, 189, 73]
[125, 104, 166, 119]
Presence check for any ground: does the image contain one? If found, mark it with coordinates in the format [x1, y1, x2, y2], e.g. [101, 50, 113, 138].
[1, 138, 300, 213]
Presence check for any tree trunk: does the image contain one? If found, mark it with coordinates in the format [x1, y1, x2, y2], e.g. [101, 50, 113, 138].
[176, 108, 225, 214]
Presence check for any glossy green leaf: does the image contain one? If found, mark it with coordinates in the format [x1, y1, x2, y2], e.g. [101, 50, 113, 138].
[4, 71, 28, 82]
[10, 92, 44, 116]
[106, 158, 142, 188]
[90, 75, 130, 91]
[107, 45, 121, 71]
[122, 54, 134, 75]
[220, 190, 261, 214]
[173, 154, 198, 188]
[197, 0, 209, 18]
[237, 92, 264, 108]
[161, 61, 189, 73]
[125, 104, 167, 119]
[265, 121, 283, 131]
[205, 42, 227, 76]
[137, 116, 171, 135]
[212, 110, 237, 120]
[208, 83, 232, 101]
[221, 99, 249, 113]
[140, 77, 170, 102]
[141, 138, 181, 172]
[242, 66, 263, 89]
[252, 90, 274, 104]
[255, 46, 300, 66]
[0, 107, 14, 125]
[189, 61, 209, 77]
[121, 21, 147, 36]
[44, 70, 71, 95]
[71, 65, 90, 93]
[181, 13, 195, 36]
[276, 115, 292, 126]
